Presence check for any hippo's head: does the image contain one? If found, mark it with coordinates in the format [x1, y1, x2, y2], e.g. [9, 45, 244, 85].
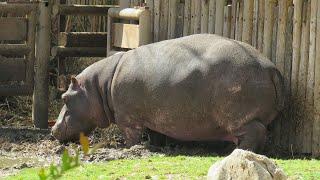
[51, 77, 97, 142]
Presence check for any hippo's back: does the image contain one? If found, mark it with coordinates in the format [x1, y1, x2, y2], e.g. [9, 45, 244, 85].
[111, 34, 283, 141]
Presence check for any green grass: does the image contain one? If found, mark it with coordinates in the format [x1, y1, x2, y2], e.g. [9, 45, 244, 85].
[4, 155, 320, 180]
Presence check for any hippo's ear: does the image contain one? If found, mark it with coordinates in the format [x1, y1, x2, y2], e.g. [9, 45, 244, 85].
[70, 76, 80, 89]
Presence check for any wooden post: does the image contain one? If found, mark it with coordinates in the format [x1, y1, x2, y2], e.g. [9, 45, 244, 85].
[33, 1, 51, 129]
[193, 0, 201, 34]
[215, 0, 224, 35]
[313, 0, 320, 158]
[146, 0, 154, 42]
[154, 0, 160, 42]
[263, 0, 275, 59]
[159, 0, 168, 40]
[242, 0, 254, 44]
[230, 0, 237, 39]
[235, 0, 243, 41]
[168, 0, 178, 39]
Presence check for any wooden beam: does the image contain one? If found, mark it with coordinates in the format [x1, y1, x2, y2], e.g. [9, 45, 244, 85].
[242, 0, 254, 44]
[0, 4, 37, 15]
[52, 46, 107, 57]
[52, 4, 117, 16]
[0, 44, 30, 56]
[112, 23, 140, 49]
[215, 0, 224, 35]
[262, 0, 276, 59]
[208, 0, 216, 34]
[0, 85, 32, 96]
[0, 58, 26, 82]
[59, 32, 108, 47]
[0, 18, 27, 41]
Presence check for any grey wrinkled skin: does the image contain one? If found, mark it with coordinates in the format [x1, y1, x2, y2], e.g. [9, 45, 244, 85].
[51, 34, 285, 152]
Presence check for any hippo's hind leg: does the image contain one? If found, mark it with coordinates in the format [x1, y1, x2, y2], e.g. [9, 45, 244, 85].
[116, 115, 144, 147]
[233, 120, 267, 152]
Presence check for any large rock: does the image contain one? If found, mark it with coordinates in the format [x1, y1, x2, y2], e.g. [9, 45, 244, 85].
[207, 149, 287, 180]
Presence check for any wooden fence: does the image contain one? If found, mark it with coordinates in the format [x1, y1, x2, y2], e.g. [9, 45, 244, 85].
[142, 0, 320, 156]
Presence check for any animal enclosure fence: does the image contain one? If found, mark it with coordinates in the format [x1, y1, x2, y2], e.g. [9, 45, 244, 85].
[143, 0, 320, 156]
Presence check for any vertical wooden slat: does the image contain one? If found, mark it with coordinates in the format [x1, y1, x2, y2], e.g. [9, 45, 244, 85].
[175, 1, 184, 38]
[313, 0, 320, 157]
[201, 0, 209, 33]
[190, 0, 195, 34]
[208, 0, 216, 34]
[292, 0, 303, 98]
[230, 0, 237, 39]
[168, 0, 178, 39]
[276, 0, 289, 76]
[235, 0, 243, 41]
[283, 6, 294, 152]
[193, 0, 201, 34]
[215, 0, 224, 35]
[257, 0, 265, 52]
[271, 6, 278, 65]
[263, 0, 275, 59]
[146, 0, 154, 42]
[183, 0, 191, 36]
[223, 5, 231, 38]
[153, 0, 160, 42]
[305, 0, 317, 154]
[297, 0, 311, 153]
[242, 0, 254, 44]
[252, 0, 258, 47]
[26, 10, 36, 87]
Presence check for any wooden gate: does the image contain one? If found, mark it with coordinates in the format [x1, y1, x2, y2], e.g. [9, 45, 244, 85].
[0, 3, 37, 96]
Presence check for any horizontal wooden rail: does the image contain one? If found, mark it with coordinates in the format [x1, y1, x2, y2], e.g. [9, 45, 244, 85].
[51, 46, 106, 57]
[0, 44, 30, 56]
[0, 18, 27, 41]
[0, 4, 38, 15]
[59, 32, 108, 47]
[52, 5, 118, 16]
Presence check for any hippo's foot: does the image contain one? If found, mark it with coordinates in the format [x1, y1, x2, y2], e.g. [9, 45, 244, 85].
[120, 126, 143, 147]
[234, 120, 267, 153]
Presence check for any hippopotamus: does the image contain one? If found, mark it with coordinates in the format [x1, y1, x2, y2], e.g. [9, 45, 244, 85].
[51, 34, 285, 152]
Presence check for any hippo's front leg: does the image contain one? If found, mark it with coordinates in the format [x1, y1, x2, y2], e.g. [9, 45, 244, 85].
[116, 115, 144, 147]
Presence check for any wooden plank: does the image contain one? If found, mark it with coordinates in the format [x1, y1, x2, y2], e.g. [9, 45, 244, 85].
[59, 32, 108, 47]
[201, 0, 209, 33]
[215, 0, 224, 35]
[208, 0, 216, 34]
[190, 0, 196, 34]
[0, 18, 27, 41]
[183, 0, 192, 36]
[292, 0, 303, 98]
[0, 4, 37, 15]
[154, 0, 160, 42]
[0, 58, 26, 82]
[297, 0, 311, 153]
[235, 0, 243, 41]
[304, 0, 317, 154]
[159, 0, 168, 40]
[25, 10, 36, 90]
[257, 0, 265, 52]
[168, 0, 178, 39]
[0, 44, 30, 56]
[242, 0, 254, 44]
[193, 0, 201, 34]
[313, 0, 320, 158]
[52, 46, 107, 57]
[262, 0, 275, 59]
[223, 5, 231, 38]
[52, 4, 117, 16]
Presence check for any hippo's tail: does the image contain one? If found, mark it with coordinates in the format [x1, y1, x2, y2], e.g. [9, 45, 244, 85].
[271, 68, 286, 111]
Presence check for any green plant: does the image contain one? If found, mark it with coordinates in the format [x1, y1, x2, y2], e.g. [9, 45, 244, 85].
[37, 132, 101, 180]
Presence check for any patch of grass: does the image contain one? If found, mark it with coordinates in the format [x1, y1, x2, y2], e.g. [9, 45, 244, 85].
[5, 156, 320, 180]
